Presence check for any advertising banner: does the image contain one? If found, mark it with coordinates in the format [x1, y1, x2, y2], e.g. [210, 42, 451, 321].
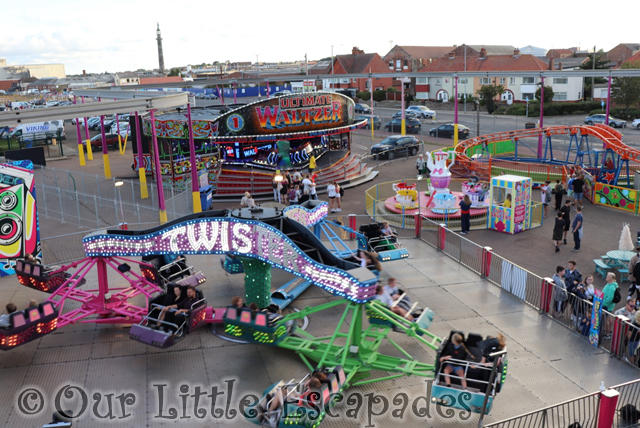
[589, 289, 604, 347]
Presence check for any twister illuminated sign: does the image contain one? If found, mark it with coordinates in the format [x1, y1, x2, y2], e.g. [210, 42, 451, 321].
[283, 202, 328, 227]
[83, 218, 375, 302]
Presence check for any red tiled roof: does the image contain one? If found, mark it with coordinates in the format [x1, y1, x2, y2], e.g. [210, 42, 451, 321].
[419, 54, 548, 72]
[335, 53, 377, 73]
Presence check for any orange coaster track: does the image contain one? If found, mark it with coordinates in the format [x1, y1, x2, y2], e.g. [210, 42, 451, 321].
[453, 124, 636, 175]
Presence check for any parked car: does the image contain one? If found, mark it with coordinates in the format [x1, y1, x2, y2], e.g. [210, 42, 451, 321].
[631, 118, 640, 129]
[406, 105, 436, 118]
[204, 93, 218, 100]
[270, 90, 292, 97]
[370, 135, 420, 160]
[356, 115, 381, 130]
[584, 114, 626, 128]
[110, 122, 130, 136]
[429, 123, 470, 139]
[392, 111, 419, 120]
[385, 118, 422, 134]
[354, 103, 371, 114]
[88, 134, 121, 150]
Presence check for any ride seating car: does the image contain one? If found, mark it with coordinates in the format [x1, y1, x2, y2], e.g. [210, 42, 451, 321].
[129, 287, 207, 349]
[0, 302, 58, 351]
[431, 330, 507, 414]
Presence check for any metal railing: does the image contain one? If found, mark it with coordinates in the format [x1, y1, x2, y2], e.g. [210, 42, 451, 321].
[484, 378, 640, 428]
[483, 390, 601, 428]
[31, 165, 194, 229]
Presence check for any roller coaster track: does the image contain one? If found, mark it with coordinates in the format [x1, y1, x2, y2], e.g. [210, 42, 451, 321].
[453, 124, 637, 172]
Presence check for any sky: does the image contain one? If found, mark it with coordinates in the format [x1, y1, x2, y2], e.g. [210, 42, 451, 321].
[1, 0, 637, 76]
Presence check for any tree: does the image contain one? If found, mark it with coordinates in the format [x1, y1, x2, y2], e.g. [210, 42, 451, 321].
[579, 50, 610, 100]
[612, 61, 640, 113]
[168, 67, 181, 77]
[476, 84, 504, 114]
[535, 85, 554, 103]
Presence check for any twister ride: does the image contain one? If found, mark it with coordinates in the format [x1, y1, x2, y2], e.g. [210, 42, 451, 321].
[1, 200, 508, 427]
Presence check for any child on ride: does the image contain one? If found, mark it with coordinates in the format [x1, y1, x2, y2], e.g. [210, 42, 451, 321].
[440, 333, 474, 390]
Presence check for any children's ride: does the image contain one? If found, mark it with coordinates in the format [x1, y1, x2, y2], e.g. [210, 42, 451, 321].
[426, 150, 455, 194]
[432, 331, 508, 415]
[393, 182, 419, 209]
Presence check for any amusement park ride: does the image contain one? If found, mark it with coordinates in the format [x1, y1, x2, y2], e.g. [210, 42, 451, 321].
[5, 121, 640, 426]
[1, 199, 507, 427]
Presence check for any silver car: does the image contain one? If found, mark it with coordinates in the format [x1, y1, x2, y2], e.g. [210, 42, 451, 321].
[583, 114, 626, 128]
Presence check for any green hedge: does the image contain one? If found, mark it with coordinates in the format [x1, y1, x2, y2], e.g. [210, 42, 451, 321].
[495, 101, 604, 117]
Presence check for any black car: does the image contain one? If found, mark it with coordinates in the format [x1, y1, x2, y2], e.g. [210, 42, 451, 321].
[356, 115, 381, 130]
[385, 118, 422, 134]
[355, 103, 371, 114]
[429, 123, 470, 139]
[392, 111, 419, 120]
[370, 135, 420, 160]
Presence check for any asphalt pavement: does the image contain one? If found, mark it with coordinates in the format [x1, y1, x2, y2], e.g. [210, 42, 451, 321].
[50, 105, 640, 294]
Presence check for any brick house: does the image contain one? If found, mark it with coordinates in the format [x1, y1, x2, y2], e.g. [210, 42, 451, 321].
[546, 49, 574, 59]
[382, 45, 453, 92]
[606, 43, 640, 67]
[418, 49, 584, 103]
[327, 47, 393, 92]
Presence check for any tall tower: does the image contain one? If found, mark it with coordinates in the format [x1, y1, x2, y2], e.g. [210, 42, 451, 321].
[156, 23, 165, 74]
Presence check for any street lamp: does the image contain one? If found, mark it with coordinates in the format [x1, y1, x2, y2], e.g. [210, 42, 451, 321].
[114, 180, 125, 229]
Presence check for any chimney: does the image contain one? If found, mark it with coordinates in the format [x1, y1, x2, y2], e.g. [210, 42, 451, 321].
[548, 58, 554, 70]
[479, 48, 487, 59]
[351, 47, 364, 55]
[514, 48, 520, 57]
[83, 69, 86, 77]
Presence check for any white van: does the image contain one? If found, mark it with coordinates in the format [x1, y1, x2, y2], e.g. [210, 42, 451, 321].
[7, 120, 66, 144]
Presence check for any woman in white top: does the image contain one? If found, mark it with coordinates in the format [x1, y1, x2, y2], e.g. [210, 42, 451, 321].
[334, 182, 341, 212]
[309, 181, 317, 200]
[326, 182, 337, 212]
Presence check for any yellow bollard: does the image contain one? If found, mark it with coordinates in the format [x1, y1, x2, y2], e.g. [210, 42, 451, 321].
[138, 167, 149, 199]
[86, 139, 94, 160]
[103, 153, 111, 179]
[192, 191, 202, 213]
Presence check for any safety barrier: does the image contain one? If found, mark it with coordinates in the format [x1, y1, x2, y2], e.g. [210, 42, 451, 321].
[418, 214, 640, 375]
[484, 377, 640, 428]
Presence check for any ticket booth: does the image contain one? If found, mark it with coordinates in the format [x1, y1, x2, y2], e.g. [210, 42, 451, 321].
[489, 175, 532, 234]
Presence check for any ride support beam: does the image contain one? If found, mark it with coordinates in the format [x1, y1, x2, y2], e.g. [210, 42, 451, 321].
[240, 257, 272, 308]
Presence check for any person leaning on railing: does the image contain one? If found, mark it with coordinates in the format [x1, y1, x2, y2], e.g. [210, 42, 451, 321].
[627, 311, 640, 365]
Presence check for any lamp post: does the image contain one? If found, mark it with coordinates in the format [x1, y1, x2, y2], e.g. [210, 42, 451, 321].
[114, 180, 125, 229]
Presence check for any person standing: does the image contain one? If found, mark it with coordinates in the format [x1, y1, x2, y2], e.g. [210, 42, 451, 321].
[416, 154, 427, 177]
[552, 266, 568, 319]
[308, 153, 316, 174]
[572, 174, 585, 210]
[553, 211, 565, 253]
[602, 272, 619, 339]
[459, 195, 472, 235]
[327, 181, 337, 212]
[334, 182, 342, 211]
[553, 180, 564, 211]
[571, 207, 583, 252]
[629, 246, 640, 306]
[541, 181, 552, 218]
[559, 199, 572, 245]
